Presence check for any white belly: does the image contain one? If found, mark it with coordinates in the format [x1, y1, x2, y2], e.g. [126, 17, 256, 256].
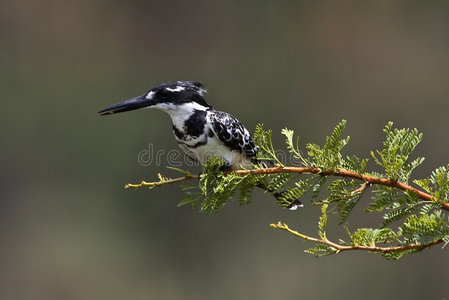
[178, 135, 252, 169]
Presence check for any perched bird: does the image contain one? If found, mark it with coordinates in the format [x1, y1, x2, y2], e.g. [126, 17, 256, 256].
[98, 81, 257, 169]
[98, 81, 302, 209]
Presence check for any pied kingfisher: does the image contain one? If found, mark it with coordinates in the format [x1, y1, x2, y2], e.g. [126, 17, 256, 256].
[98, 81, 302, 209]
[99, 81, 257, 170]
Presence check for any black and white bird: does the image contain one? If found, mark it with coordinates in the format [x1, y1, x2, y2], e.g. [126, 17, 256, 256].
[98, 81, 257, 170]
[98, 81, 302, 209]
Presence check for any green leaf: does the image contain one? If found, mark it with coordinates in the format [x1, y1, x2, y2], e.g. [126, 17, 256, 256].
[237, 173, 266, 205]
[198, 157, 245, 213]
[399, 212, 449, 244]
[430, 165, 449, 202]
[276, 181, 310, 208]
[305, 244, 337, 257]
[267, 173, 293, 192]
[254, 124, 283, 166]
[306, 120, 349, 171]
[372, 122, 423, 182]
[282, 127, 308, 165]
[178, 184, 202, 209]
[327, 179, 363, 223]
[311, 176, 328, 199]
[342, 155, 368, 175]
[349, 228, 397, 247]
[318, 204, 328, 239]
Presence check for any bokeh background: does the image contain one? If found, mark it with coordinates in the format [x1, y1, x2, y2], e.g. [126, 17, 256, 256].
[2, 1, 449, 299]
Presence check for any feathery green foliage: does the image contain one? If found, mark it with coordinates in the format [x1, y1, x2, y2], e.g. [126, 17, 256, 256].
[400, 212, 449, 244]
[305, 243, 337, 257]
[415, 165, 449, 204]
[254, 124, 283, 166]
[371, 122, 424, 182]
[281, 128, 307, 165]
[350, 228, 398, 246]
[197, 157, 251, 213]
[266, 173, 293, 192]
[306, 120, 349, 171]
[132, 120, 449, 259]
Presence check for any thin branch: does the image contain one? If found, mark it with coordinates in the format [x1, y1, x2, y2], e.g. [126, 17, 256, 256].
[271, 222, 443, 254]
[348, 182, 369, 198]
[124, 166, 449, 211]
[125, 173, 199, 189]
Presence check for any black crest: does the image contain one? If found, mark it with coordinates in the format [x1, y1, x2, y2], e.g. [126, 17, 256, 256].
[150, 81, 212, 108]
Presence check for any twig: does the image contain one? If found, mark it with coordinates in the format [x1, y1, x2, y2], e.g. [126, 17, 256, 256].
[271, 222, 443, 254]
[350, 182, 369, 196]
[125, 173, 199, 189]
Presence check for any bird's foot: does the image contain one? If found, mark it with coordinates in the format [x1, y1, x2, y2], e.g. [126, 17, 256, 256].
[219, 161, 232, 172]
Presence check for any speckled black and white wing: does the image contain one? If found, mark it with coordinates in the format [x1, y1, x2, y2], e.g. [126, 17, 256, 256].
[207, 110, 258, 158]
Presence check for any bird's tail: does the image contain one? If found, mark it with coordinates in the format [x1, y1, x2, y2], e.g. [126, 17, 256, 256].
[249, 157, 303, 209]
[250, 157, 274, 169]
[255, 181, 304, 210]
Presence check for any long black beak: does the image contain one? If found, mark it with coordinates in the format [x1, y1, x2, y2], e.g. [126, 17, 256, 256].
[98, 95, 151, 116]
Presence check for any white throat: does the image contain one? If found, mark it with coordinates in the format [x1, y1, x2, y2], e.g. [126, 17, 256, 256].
[152, 101, 208, 127]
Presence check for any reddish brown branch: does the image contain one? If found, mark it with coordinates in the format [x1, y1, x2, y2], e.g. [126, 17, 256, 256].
[233, 167, 449, 212]
[126, 166, 449, 212]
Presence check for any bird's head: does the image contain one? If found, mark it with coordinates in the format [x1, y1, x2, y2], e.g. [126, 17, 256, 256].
[98, 81, 211, 116]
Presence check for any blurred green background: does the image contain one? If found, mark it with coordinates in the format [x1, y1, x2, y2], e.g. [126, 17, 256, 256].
[2, 1, 449, 299]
